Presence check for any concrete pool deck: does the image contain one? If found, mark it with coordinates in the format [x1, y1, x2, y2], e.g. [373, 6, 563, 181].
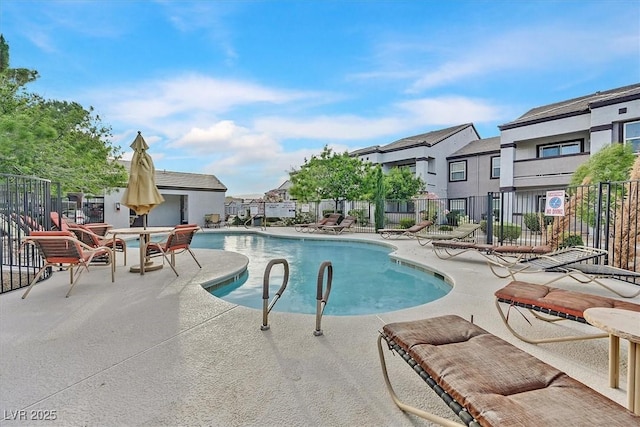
[0, 227, 637, 426]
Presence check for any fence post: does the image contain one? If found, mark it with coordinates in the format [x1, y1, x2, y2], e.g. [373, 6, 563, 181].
[486, 193, 493, 244]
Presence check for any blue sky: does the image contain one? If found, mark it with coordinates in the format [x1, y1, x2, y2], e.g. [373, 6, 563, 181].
[2, 1, 639, 197]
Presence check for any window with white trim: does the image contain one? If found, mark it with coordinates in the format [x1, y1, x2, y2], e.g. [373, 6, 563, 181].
[538, 140, 581, 158]
[449, 161, 466, 181]
[624, 120, 640, 153]
[490, 156, 500, 179]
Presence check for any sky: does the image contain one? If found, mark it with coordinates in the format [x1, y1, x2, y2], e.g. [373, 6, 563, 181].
[1, 1, 639, 198]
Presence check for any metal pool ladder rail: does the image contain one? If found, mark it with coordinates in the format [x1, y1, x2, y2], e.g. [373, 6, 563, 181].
[313, 261, 333, 336]
[260, 259, 289, 331]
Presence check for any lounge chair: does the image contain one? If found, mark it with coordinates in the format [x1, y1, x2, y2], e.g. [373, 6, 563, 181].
[68, 224, 127, 266]
[144, 224, 202, 276]
[294, 213, 342, 233]
[542, 263, 640, 298]
[378, 220, 433, 239]
[319, 215, 356, 234]
[432, 240, 552, 265]
[378, 314, 639, 426]
[415, 222, 481, 246]
[494, 280, 640, 344]
[20, 230, 114, 298]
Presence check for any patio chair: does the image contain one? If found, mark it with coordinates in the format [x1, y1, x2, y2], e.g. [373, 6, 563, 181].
[294, 213, 342, 233]
[144, 224, 202, 276]
[378, 220, 433, 239]
[415, 222, 481, 246]
[541, 262, 640, 298]
[494, 280, 640, 344]
[20, 230, 114, 299]
[432, 240, 552, 265]
[486, 245, 608, 279]
[204, 213, 221, 228]
[319, 215, 356, 234]
[68, 224, 127, 266]
[378, 314, 639, 426]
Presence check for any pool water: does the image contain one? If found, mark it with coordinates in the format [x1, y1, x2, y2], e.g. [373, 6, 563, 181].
[192, 233, 451, 316]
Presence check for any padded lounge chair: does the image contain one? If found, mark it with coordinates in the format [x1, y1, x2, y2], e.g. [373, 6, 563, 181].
[486, 245, 608, 279]
[319, 215, 356, 234]
[294, 213, 342, 233]
[144, 224, 202, 276]
[68, 224, 127, 266]
[378, 220, 433, 239]
[415, 222, 481, 246]
[541, 263, 640, 298]
[21, 230, 114, 298]
[378, 314, 639, 426]
[494, 280, 640, 344]
[432, 240, 551, 266]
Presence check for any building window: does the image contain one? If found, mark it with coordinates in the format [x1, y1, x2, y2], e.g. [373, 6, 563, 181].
[490, 156, 500, 179]
[449, 161, 466, 182]
[624, 120, 640, 153]
[537, 140, 582, 158]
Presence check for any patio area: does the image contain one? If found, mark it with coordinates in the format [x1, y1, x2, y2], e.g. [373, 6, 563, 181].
[0, 228, 636, 426]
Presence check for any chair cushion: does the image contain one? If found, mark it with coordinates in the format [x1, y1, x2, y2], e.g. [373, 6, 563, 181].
[495, 281, 640, 319]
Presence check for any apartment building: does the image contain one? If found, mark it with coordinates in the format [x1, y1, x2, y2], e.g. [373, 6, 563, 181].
[499, 83, 640, 191]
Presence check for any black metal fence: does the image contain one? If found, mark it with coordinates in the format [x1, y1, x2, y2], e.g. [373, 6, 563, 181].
[2, 174, 638, 294]
[0, 174, 54, 293]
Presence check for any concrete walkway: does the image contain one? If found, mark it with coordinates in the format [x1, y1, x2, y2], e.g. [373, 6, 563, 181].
[0, 228, 637, 426]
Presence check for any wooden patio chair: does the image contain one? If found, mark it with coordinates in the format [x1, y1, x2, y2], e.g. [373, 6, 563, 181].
[144, 224, 202, 276]
[21, 230, 114, 299]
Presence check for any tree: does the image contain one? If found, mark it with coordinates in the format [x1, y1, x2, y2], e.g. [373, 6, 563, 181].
[571, 143, 635, 185]
[384, 166, 425, 200]
[373, 165, 385, 231]
[289, 146, 372, 209]
[0, 35, 127, 195]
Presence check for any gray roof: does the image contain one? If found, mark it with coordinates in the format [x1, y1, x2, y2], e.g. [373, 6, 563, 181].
[448, 136, 500, 159]
[499, 83, 640, 130]
[120, 161, 227, 191]
[351, 123, 477, 156]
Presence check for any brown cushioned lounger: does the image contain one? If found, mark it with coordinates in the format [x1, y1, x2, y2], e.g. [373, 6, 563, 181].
[494, 281, 640, 344]
[378, 314, 639, 426]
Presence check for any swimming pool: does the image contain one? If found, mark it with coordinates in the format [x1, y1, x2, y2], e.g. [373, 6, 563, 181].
[192, 233, 451, 316]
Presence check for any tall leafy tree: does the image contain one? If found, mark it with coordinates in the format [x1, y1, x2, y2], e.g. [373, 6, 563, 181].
[571, 143, 635, 185]
[0, 35, 127, 194]
[384, 166, 425, 200]
[373, 165, 385, 231]
[289, 146, 372, 209]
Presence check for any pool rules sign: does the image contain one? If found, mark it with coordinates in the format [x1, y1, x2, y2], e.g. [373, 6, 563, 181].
[544, 190, 566, 216]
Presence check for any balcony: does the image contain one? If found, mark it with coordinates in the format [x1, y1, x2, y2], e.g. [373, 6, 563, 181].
[513, 153, 588, 188]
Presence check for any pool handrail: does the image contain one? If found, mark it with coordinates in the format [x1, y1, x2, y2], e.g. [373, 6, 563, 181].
[261, 258, 289, 331]
[314, 261, 333, 336]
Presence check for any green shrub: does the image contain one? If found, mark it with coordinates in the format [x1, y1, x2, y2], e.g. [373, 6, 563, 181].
[439, 225, 453, 232]
[493, 223, 521, 243]
[480, 220, 487, 233]
[399, 217, 416, 229]
[348, 209, 368, 226]
[559, 233, 584, 248]
[523, 213, 553, 233]
[445, 210, 461, 226]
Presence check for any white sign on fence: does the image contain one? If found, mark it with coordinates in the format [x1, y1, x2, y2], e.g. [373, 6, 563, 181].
[544, 190, 566, 216]
[264, 202, 297, 218]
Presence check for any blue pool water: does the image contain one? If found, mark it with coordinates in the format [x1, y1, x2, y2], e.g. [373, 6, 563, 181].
[191, 233, 451, 316]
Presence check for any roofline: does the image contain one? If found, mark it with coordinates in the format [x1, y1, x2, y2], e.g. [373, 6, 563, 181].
[498, 110, 589, 131]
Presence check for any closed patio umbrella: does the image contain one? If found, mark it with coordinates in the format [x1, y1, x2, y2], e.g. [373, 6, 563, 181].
[121, 131, 164, 227]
